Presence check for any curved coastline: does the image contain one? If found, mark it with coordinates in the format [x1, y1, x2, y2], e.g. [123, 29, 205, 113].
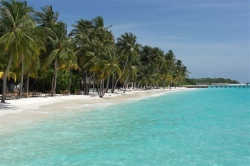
[0, 88, 193, 135]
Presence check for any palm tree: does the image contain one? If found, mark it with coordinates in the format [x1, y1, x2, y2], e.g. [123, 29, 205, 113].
[160, 60, 169, 89]
[34, 5, 59, 29]
[174, 60, 188, 87]
[113, 32, 140, 92]
[35, 5, 75, 95]
[70, 16, 114, 95]
[90, 51, 121, 97]
[138, 46, 164, 89]
[22, 27, 45, 94]
[43, 22, 75, 95]
[0, 0, 40, 103]
[24, 52, 41, 93]
[17, 25, 44, 98]
[165, 50, 176, 89]
[90, 17, 114, 95]
[70, 19, 95, 95]
[58, 51, 80, 92]
[122, 65, 138, 93]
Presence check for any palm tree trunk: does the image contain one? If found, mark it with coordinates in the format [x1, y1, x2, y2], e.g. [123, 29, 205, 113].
[19, 55, 24, 98]
[123, 75, 129, 93]
[1, 55, 13, 103]
[52, 57, 58, 96]
[99, 80, 103, 96]
[87, 73, 91, 95]
[113, 57, 129, 92]
[99, 76, 110, 98]
[92, 73, 95, 93]
[51, 76, 54, 92]
[102, 79, 105, 93]
[26, 73, 29, 94]
[111, 74, 117, 93]
[163, 75, 166, 89]
[111, 74, 115, 92]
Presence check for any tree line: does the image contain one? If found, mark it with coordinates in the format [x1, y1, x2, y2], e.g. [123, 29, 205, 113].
[0, 0, 189, 103]
[185, 78, 239, 85]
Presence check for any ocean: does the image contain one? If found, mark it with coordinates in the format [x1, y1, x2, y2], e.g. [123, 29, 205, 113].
[0, 88, 249, 165]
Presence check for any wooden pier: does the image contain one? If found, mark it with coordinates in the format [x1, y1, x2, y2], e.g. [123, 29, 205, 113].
[209, 84, 250, 88]
[183, 84, 249, 88]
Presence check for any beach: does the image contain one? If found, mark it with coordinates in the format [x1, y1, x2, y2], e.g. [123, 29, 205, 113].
[0, 88, 190, 132]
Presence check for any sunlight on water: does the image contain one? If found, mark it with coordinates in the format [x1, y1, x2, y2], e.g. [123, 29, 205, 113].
[0, 88, 249, 165]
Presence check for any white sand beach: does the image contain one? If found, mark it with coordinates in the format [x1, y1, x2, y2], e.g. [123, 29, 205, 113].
[0, 88, 191, 131]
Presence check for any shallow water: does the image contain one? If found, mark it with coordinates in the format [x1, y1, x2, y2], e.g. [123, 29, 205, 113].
[0, 88, 249, 165]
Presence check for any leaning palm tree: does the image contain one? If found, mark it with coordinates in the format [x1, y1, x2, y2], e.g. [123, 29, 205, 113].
[0, 0, 40, 103]
[112, 32, 140, 92]
[43, 22, 75, 95]
[122, 65, 138, 93]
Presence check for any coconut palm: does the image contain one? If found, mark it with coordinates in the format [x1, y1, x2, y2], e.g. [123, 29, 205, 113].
[173, 60, 188, 86]
[58, 51, 80, 92]
[16, 26, 44, 98]
[90, 51, 121, 98]
[43, 22, 75, 95]
[113, 32, 140, 92]
[22, 27, 45, 94]
[160, 60, 169, 89]
[0, 0, 40, 102]
[35, 5, 75, 95]
[34, 5, 59, 29]
[71, 16, 114, 95]
[165, 50, 176, 89]
[121, 65, 138, 93]
[90, 20, 114, 95]
[70, 19, 95, 94]
[138, 46, 164, 89]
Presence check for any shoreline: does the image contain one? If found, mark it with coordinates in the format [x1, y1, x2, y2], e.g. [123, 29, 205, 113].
[0, 88, 193, 134]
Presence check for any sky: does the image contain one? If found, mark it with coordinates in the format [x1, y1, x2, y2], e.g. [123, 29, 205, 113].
[28, 0, 249, 83]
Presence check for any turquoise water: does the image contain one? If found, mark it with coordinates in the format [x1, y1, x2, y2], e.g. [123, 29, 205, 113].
[0, 88, 250, 165]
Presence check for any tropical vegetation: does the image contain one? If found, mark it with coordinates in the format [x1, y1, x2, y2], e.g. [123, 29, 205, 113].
[0, 0, 189, 103]
[185, 78, 239, 85]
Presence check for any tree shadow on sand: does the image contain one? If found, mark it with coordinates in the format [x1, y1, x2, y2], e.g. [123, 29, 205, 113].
[0, 102, 18, 110]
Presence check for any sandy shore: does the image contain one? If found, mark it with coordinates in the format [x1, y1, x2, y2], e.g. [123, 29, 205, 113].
[0, 88, 192, 133]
